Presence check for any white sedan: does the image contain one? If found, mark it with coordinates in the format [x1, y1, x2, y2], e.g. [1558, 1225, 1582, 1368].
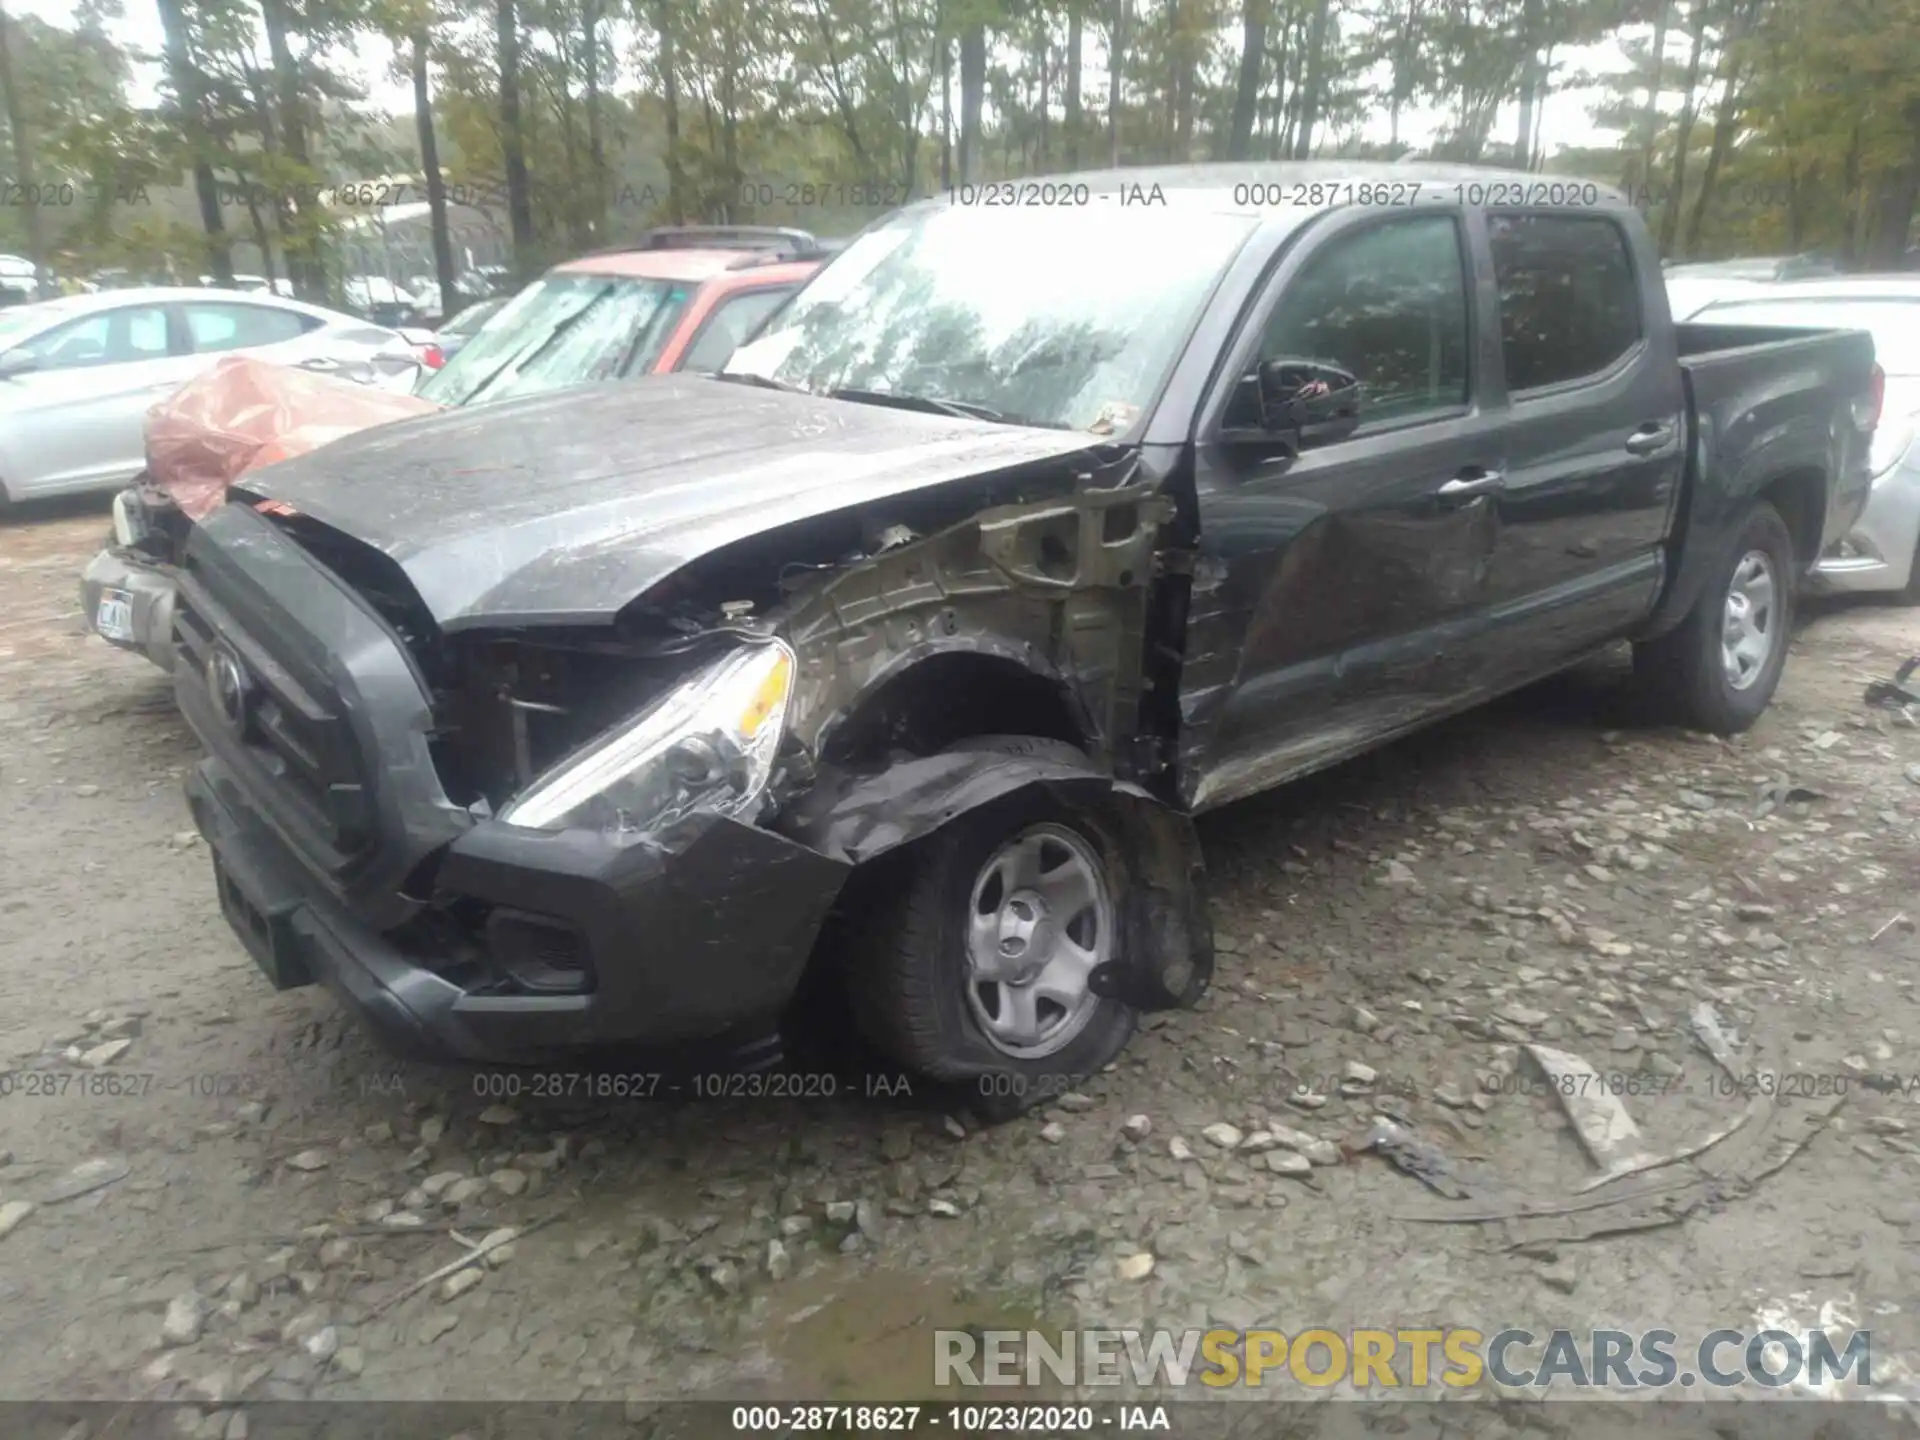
[0, 286, 422, 506]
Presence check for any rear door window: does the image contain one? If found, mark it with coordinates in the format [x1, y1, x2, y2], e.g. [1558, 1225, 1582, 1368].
[183, 302, 317, 353]
[1488, 214, 1642, 391]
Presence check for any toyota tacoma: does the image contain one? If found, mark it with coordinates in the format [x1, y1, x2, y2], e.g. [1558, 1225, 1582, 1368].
[173, 164, 1881, 1103]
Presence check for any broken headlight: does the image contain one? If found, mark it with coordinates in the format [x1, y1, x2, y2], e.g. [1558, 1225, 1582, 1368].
[110, 489, 144, 549]
[498, 641, 794, 835]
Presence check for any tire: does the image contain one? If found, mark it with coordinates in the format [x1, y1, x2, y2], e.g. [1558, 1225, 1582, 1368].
[843, 748, 1137, 1121]
[1634, 500, 1795, 734]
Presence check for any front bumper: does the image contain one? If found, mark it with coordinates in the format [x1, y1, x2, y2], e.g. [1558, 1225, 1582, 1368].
[186, 755, 851, 1065]
[80, 546, 178, 672]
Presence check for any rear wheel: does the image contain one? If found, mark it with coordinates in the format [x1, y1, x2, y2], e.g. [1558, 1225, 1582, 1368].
[1634, 500, 1795, 734]
[844, 753, 1136, 1119]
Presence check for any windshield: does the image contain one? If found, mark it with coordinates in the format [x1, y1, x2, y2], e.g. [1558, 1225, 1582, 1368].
[441, 298, 504, 338]
[419, 273, 690, 407]
[0, 315, 39, 350]
[0, 302, 73, 351]
[1696, 298, 1920, 373]
[723, 203, 1258, 431]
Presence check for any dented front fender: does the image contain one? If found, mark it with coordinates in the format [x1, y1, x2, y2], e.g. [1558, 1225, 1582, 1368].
[776, 739, 1212, 1014]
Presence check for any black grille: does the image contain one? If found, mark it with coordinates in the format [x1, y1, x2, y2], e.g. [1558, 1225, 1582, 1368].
[262, 512, 442, 677]
[174, 576, 376, 866]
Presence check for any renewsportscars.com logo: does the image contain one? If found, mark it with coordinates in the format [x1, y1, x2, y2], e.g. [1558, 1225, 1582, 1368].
[934, 1327, 1876, 1391]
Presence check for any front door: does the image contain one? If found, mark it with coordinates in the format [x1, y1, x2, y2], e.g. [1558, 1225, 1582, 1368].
[1183, 206, 1510, 811]
[4, 302, 192, 496]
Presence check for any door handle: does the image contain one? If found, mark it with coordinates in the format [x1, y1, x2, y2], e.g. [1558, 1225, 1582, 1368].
[1625, 423, 1675, 456]
[1436, 468, 1506, 505]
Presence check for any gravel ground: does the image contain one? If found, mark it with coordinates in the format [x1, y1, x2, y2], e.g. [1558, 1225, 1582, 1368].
[5, 499, 1920, 1419]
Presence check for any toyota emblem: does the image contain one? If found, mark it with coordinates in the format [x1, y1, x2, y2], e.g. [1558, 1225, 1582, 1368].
[207, 648, 250, 730]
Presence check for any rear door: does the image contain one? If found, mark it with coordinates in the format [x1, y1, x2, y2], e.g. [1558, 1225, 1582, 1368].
[1185, 205, 1509, 810]
[1471, 210, 1683, 684]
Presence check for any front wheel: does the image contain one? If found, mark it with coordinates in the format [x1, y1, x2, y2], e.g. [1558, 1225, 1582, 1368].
[1634, 500, 1795, 734]
[843, 775, 1137, 1119]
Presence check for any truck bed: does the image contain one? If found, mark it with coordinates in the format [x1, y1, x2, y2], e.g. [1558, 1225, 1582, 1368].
[1673, 319, 1872, 361]
[1643, 319, 1878, 638]
[1677, 319, 1877, 553]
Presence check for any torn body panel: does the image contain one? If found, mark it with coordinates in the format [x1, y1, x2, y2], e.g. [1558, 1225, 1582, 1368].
[761, 463, 1210, 1014]
[177, 402, 1215, 1076]
[414, 451, 1187, 825]
[770, 458, 1171, 778]
[779, 743, 1112, 866]
[779, 741, 1211, 1017]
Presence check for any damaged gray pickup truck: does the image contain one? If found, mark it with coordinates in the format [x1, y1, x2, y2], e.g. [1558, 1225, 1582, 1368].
[175, 163, 1880, 1107]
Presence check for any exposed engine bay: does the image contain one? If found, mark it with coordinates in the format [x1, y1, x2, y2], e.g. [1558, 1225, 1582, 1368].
[254, 447, 1188, 833]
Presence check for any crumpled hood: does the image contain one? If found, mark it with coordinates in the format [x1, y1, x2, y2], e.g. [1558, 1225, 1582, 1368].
[239, 373, 1106, 630]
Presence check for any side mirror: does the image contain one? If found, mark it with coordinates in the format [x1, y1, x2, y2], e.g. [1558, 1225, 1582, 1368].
[1222, 356, 1365, 453]
[1256, 357, 1362, 446]
[0, 349, 39, 380]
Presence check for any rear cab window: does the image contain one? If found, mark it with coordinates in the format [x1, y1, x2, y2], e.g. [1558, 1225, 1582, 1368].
[1487, 213, 1643, 392]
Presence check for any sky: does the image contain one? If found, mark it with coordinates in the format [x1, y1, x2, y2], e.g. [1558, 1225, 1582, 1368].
[15, 0, 1632, 172]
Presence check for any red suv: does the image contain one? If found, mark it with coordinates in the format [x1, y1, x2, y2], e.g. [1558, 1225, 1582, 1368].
[416, 227, 829, 408]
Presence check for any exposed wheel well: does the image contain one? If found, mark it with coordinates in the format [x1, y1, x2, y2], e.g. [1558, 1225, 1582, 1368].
[820, 652, 1089, 765]
[1759, 469, 1825, 571]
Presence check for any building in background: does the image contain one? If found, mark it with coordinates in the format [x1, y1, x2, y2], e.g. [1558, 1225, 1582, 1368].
[330, 185, 510, 322]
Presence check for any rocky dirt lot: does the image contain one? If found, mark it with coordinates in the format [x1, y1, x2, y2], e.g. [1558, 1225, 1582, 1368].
[5, 499, 1920, 1424]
